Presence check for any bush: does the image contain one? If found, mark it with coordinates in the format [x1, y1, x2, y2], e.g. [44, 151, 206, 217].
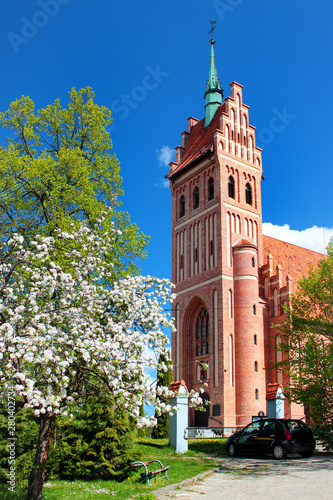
[151, 352, 172, 439]
[47, 395, 140, 480]
[0, 395, 141, 485]
[0, 405, 39, 486]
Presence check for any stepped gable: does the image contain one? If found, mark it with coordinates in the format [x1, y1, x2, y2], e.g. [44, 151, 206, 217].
[262, 235, 324, 285]
[171, 103, 225, 176]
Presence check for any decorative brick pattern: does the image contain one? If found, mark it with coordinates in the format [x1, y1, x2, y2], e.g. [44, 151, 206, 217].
[168, 83, 324, 430]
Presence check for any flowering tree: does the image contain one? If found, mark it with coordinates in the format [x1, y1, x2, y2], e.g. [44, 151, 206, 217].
[0, 218, 177, 499]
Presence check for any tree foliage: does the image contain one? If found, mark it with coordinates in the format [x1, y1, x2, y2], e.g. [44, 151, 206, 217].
[277, 244, 333, 450]
[0, 398, 140, 486]
[0, 87, 148, 279]
[0, 217, 175, 498]
[47, 395, 140, 481]
[0, 406, 39, 487]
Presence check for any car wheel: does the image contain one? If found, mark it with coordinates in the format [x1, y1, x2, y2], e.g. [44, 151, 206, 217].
[272, 444, 286, 459]
[228, 442, 238, 457]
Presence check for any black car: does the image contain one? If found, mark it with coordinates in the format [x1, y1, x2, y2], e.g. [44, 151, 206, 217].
[226, 418, 316, 459]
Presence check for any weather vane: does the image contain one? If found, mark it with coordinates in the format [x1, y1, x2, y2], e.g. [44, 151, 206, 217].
[209, 20, 217, 39]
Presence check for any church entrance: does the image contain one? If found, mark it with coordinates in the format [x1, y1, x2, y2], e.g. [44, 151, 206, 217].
[195, 391, 210, 427]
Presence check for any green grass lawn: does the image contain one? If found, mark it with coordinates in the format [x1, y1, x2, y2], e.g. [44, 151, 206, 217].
[0, 438, 226, 500]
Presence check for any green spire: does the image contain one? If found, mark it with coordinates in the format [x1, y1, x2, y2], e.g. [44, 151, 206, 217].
[204, 39, 223, 127]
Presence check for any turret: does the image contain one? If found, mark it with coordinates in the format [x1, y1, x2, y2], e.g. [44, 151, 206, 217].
[233, 239, 266, 426]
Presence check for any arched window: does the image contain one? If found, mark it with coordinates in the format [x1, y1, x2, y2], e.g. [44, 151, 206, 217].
[255, 389, 259, 400]
[254, 361, 258, 372]
[253, 304, 256, 315]
[208, 177, 214, 200]
[245, 183, 252, 205]
[254, 334, 257, 345]
[193, 186, 199, 210]
[228, 176, 235, 198]
[196, 308, 210, 356]
[252, 257, 255, 267]
[179, 195, 185, 218]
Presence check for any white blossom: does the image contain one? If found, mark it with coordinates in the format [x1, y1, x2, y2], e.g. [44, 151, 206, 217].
[0, 218, 190, 422]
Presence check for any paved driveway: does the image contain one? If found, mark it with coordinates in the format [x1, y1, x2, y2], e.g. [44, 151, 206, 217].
[153, 454, 333, 500]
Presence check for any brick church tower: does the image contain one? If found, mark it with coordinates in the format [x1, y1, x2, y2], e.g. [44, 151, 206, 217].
[167, 38, 267, 429]
[167, 37, 325, 431]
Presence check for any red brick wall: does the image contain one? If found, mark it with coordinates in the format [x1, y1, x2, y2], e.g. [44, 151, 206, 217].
[168, 82, 323, 430]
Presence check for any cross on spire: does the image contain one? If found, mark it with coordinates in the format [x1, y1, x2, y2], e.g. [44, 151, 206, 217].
[209, 20, 217, 40]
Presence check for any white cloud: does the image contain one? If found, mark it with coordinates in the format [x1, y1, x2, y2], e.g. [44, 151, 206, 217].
[154, 177, 170, 189]
[262, 223, 333, 254]
[157, 145, 175, 167]
[154, 146, 175, 188]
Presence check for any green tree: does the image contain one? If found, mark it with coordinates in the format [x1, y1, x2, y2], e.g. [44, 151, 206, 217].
[0, 406, 39, 488]
[0, 397, 140, 486]
[46, 395, 140, 481]
[0, 89, 161, 499]
[0, 219, 174, 499]
[277, 243, 333, 450]
[152, 352, 173, 439]
[0, 87, 148, 279]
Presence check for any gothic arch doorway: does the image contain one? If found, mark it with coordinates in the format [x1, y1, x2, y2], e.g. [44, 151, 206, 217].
[195, 391, 210, 427]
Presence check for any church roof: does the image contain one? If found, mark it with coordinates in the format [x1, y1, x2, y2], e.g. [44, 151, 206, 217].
[262, 235, 324, 287]
[169, 103, 225, 179]
[233, 238, 256, 248]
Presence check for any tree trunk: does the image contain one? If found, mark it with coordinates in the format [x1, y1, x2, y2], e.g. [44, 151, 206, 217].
[27, 411, 54, 500]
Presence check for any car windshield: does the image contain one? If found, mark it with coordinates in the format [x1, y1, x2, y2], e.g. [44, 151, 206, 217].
[242, 421, 261, 435]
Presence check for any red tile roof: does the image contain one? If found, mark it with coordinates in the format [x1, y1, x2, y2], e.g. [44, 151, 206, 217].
[170, 103, 226, 177]
[266, 383, 281, 400]
[233, 238, 256, 248]
[169, 379, 188, 393]
[262, 235, 324, 288]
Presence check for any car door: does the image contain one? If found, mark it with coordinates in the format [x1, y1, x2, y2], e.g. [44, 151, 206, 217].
[236, 420, 261, 454]
[256, 419, 279, 454]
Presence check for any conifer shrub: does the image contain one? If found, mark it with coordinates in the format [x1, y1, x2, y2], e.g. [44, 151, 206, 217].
[0, 405, 39, 487]
[152, 352, 173, 439]
[46, 395, 140, 480]
[0, 395, 141, 484]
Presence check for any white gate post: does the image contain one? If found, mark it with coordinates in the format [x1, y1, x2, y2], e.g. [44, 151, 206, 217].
[168, 380, 188, 453]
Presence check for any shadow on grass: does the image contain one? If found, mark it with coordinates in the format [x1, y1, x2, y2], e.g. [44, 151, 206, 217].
[135, 437, 227, 458]
[136, 440, 169, 450]
[0, 438, 225, 500]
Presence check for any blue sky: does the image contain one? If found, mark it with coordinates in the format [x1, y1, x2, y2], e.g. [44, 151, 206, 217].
[1, 0, 333, 283]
